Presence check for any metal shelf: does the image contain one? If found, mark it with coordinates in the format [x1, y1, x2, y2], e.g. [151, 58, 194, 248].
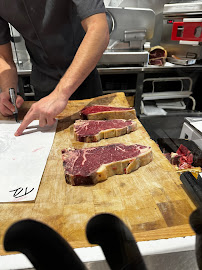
[98, 64, 202, 116]
[103, 89, 136, 94]
[97, 64, 202, 74]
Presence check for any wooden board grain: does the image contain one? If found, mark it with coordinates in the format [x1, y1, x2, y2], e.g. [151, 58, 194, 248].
[0, 92, 196, 255]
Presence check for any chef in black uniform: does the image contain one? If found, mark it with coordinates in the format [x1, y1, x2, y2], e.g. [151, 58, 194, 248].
[0, 0, 109, 135]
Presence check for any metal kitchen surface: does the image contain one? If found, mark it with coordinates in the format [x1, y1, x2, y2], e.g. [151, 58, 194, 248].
[164, 2, 202, 15]
[0, 244, 199, 270]
[4, 252, 199, 270]
[85, 251, 199, 270]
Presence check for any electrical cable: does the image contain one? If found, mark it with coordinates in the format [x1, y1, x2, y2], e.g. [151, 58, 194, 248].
[188, 95, 196, 111]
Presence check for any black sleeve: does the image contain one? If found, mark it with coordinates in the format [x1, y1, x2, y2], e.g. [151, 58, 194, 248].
[0, 17, 11, 45]
[72, 0, 106, 21]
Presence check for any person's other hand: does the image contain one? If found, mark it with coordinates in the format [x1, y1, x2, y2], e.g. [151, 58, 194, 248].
[0, 91, 24, 116]
[15, 91, 68, 136]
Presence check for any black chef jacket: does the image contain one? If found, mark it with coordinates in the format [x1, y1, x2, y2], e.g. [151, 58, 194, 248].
[0, 0, 106, 100]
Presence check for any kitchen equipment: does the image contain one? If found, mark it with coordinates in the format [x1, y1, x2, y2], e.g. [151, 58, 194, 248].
[167, 56, 196, 65]
[9, 25, 34, 99]
[107, 0, 168, 47]
[161, 2, 202, 59]
[0, 92, 196, 256]
[141, 76, 193, 114]
[171, 19, 202, 43]
[180, 117, 202, 150]
[99, 7, 155, 66]
[9, 25, 31, 71]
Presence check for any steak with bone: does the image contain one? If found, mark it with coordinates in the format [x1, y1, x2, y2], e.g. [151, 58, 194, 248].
[80, 105, 136, 120]
[74, 119, 137, 142]
[62, 143, 152, 186]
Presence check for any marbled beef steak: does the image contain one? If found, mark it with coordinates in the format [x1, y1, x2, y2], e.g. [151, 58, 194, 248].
[62, 143, 152, 186]
[80, 105, 136, 120]
[74, 119, 137, 142]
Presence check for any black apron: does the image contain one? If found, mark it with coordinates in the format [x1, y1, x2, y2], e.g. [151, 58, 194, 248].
[33, 68, 102, 101]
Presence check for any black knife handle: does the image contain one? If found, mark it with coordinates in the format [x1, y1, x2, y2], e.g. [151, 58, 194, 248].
[4, 219, 86, 270]
[86, 213, 147, 270]
[180, 172, 202, 207]
[197, 174, 202, 190]
[190, 208, 202, 270]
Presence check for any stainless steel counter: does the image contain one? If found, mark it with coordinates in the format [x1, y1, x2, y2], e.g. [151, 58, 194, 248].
[16, 63, 202, 76]
[16, 63, 202, 115]
[2, 250, 199, 270]
[97, 64, 202, 74]
[85, 251, 199, 270]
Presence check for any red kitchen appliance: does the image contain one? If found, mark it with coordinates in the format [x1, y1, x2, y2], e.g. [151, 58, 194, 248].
[171, 19, 202, 43]
[161, 2, 202, 59]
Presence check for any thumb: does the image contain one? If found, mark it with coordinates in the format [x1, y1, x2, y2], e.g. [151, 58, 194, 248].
[16, 95, 24, 109]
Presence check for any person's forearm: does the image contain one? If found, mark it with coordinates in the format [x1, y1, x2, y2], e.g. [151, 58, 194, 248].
[0, 43, 23, 117]
[0, 57, 18, 93]
[54, 14, 109, 100]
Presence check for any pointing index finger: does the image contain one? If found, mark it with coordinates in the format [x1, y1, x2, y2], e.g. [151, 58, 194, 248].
[15, 114, 35, 136]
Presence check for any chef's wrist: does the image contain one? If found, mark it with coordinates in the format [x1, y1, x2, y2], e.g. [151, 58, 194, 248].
[58, 77, 77, 99]
[53, 82, 72, 102]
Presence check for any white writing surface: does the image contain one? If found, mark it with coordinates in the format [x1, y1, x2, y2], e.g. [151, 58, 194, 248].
[0, 120, 57, 202]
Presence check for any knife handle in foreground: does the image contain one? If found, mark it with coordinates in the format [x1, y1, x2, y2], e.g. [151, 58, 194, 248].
[180, 172, 202, 208]
[190, 208, 202, 270]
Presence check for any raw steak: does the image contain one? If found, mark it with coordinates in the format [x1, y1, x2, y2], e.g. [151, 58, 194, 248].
[62, 143, 152, 186]
[164, 144, 194, 170]
[149, 46, 167, 66]
[80, 105, 136, 120]
[74, 119, 137, 142]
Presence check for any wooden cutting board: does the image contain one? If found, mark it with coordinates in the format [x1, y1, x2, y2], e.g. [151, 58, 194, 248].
[0, 92, 196, 255]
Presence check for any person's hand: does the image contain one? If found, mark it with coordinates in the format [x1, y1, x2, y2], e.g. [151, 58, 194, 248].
[15, 90, 68, 136]
[0, 91, 24, 116]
